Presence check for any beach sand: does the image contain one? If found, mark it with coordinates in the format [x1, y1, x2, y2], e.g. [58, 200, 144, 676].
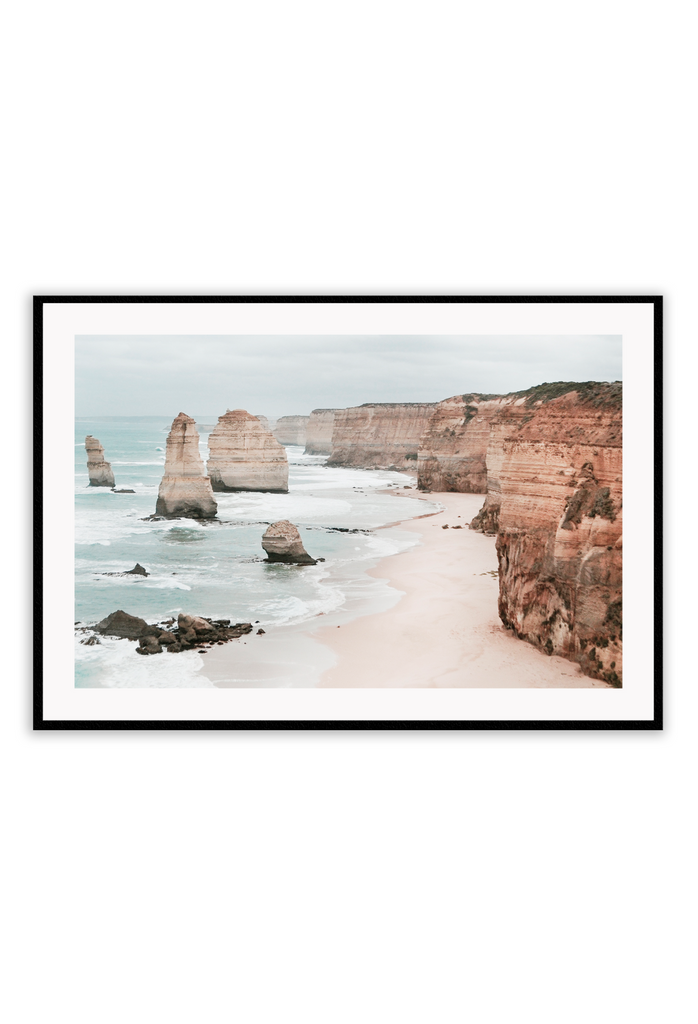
[313, 492, 607, 688]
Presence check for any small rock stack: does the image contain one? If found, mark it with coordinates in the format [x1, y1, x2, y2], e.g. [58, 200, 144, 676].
[85, 435, 115, 487]
[261, 521, 317, 564]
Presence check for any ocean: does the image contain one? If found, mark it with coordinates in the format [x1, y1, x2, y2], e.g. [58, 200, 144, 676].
[75, 416, 442, 687]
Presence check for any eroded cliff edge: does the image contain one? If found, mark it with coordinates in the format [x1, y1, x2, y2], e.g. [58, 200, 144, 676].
[327, 403, 437, 469]
[418, 394, 509, 492]
[469, 382, 623, 684]
[305, 409, 338, 455]
[273, 416, 309, 446]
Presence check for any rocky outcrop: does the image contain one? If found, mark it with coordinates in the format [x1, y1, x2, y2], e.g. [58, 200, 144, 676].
[305, 409, 339, 455]
[470, 382, 623, 685]
[90, 609, 253, 654]
[254, 414, 271, 431]
[261, 521, 317, 564]
[207, 410, 289, 493]
[418, 394, 509, 492]
[273, 415, 309, 446]
[125, 563, 149, 576]
[94, 609, 160, 639]
[101, 563, 150, 578]
[155, 413, 217, 519]
[85, 435, 115, 487]
[142, 616, 253, 654]
[327, 403, 437, 469]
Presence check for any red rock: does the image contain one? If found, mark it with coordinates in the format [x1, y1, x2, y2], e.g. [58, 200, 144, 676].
[469, 382, 623, 684]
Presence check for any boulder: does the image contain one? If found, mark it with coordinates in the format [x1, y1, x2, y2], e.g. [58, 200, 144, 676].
[273, 415, 309, 446]
[261, 521, 317, 564]
[124, 563, 149, 576]
[94, 610, 160, 639]
[178, 613, 214, 634]
[85, 435, 115, 487]
[136, 635, 163, 655]
[304, 409, 339, 454]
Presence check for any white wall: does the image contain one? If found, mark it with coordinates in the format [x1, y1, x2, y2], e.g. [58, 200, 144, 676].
[3, 2, 693, 1022]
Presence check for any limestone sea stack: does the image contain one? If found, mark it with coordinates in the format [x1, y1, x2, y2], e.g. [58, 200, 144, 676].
[155, 413, 217, 519]
[206, 410, 289, 492]
[261, 521, 317, 564]
[327, 403, 437, 469]
[469, 381, 623, 685]
[305, 409, 339, 455]
[85, 435, 115, 487]
[273, 415, 309, 446]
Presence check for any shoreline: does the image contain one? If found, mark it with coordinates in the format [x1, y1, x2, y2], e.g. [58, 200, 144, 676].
[312, 492, 607, 689]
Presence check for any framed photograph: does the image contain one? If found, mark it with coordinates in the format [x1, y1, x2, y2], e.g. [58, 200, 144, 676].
[34, 296, 662, 730]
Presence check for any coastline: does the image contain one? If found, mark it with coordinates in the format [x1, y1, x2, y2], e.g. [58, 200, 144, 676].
[312, 492, 608, 688]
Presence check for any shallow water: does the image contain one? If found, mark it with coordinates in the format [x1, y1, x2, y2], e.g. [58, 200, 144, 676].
[75, 416, 441, 687]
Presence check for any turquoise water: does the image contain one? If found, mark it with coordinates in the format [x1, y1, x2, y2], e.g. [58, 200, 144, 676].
[75, 416, 441, 687]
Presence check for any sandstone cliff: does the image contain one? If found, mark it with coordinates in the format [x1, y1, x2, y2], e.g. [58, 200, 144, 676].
[207, 409, 289, 492]
[305, 409, 339, 455]
[273, 415, 309, 446]
[85, 435, 115, 487]
[155, 413, 217, 519]
[418, 394, 510, 492]
[470, 382, 622, 685]
[327, 403, 437, 469]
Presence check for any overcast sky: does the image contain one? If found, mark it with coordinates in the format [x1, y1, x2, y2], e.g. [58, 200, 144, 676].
[75, 335, 622, 418]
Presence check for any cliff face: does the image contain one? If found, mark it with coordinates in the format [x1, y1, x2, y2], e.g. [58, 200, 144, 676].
[418, 394, 509, 492]
[305, 409, 338, 455]
[470, 383, 623, 684]
[85, 435, 115, 487]
[327, 403, 437, 469]
[273, 416, 309, 446]
[207, 409, 288, 493]
[155, 413, 217, 519]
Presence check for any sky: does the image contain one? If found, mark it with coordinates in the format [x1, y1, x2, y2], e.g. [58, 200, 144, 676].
[75, 335, 622, 418]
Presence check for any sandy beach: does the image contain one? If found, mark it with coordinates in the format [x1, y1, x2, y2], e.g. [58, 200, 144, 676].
[313, 492, 607, 688]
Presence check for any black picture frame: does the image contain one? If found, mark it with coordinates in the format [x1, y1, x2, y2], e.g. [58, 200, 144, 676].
[34, 295, 662, 730]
